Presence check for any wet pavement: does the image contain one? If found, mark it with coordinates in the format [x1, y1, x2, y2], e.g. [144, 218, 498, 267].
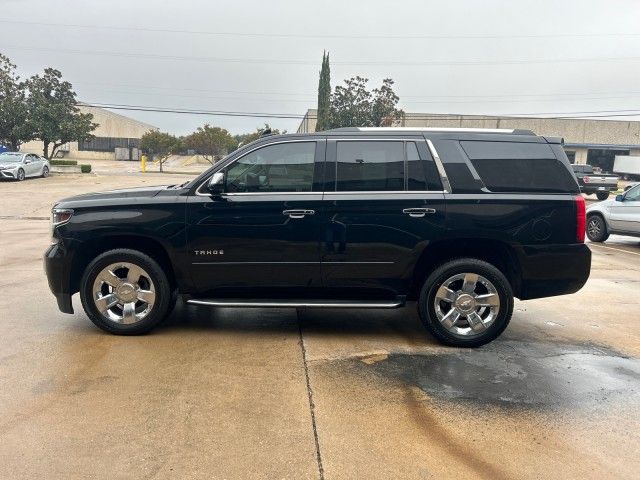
[1, 174, 639, 479]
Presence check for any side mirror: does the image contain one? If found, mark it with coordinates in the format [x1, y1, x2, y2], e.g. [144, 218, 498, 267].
[207, 171, 225, 195]
[615, 194, 623, 202]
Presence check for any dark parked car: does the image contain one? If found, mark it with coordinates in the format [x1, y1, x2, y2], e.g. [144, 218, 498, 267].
[571, 164, 618, 200]
[45, 127, 591, 347]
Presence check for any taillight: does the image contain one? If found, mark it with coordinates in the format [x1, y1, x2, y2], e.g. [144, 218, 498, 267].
[575, 195, 586, 243]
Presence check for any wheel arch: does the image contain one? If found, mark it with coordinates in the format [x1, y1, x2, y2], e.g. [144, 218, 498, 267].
[410, 238, 521, 300]
[586, 210, 610, 229]
[70, 235, 177, 294]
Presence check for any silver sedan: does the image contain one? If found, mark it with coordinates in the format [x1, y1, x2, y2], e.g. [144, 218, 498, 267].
[0, 152, 50, 181]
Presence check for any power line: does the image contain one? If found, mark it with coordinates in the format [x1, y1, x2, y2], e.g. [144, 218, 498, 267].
[84, 88, 640, 106]
[81, 101, 640, 120]
[1, 18, 639, 40]
[72, 81, 640, 100]
[5, 45, 640, 67]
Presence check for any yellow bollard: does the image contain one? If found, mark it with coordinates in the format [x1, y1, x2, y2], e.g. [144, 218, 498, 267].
[141, 154, 147, 173]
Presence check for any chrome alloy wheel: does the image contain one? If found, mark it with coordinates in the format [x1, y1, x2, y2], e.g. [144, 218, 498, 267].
[587, 217, 601, 237]
[433, 272, 500, 337]
[92, 262, 156, 324]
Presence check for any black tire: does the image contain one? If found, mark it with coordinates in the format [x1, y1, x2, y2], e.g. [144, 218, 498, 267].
[42, 166, 49, 178]
[16, 168, 25, 181]
[79, 249, 172, 335]
[586, 214, 609, 242]
[418, 258, 513, 348]
[596, 191, 610, 201]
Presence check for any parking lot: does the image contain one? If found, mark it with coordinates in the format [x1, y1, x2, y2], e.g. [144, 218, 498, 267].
[1, 173, 639, 479]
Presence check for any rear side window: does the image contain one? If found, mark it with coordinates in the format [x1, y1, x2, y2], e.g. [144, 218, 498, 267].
[336, 141, 404, 191]
[460, 141, 577, 193]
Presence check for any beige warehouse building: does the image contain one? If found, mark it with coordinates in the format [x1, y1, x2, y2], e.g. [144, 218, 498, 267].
[20, 105, 157, 161]
[298, 109, 640, 173]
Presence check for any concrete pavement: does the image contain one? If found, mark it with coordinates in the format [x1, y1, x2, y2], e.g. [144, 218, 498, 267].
[0, 174, 639, 479]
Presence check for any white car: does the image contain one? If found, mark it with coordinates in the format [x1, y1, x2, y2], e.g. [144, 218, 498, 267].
[0, 152, 50, 181]
[586, 183, 640, 242]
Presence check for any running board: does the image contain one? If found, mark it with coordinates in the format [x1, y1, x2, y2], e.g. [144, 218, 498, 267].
[186, 298, 404, 309]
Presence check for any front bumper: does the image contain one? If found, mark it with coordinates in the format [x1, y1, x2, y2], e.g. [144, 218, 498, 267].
[44, 242, 74, 314]
[516, 243, 591, 300]
[0, 169, 17, 179]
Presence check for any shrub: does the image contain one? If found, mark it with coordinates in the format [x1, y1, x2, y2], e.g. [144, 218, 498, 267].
[80, 164, 92, 173]
[50, 159, 78, 166]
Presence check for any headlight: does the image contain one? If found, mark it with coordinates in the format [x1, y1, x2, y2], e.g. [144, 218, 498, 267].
[52, 208, 73, 227]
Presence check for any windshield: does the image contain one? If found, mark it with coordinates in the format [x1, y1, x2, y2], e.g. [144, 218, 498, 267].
[0, 153, 24, 163]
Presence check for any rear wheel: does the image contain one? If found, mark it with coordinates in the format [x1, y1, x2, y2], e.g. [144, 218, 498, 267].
[80, 249, 172, 335]
[418, 258, 513, 347]
[42, 166, 49, 178]
[596, 191, 610, 201]
[586, 214, 609, 242]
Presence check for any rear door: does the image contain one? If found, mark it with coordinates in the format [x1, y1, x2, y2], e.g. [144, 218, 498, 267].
[609, 184, 640, 233]
[320, 136, 446, 298]
[186, 139, 326, 296]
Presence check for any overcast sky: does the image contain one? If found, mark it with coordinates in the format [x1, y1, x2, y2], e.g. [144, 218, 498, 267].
[1, 0, 640, 135]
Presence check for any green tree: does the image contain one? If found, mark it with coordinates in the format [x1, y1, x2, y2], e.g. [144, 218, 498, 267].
[25, 68, 97, 159]
[183, 124, 236, 164]
[0, 53, 31, 151]
[315, 51, 331, 132]
[327, 76, 404, 129]
[233, 124, 284, 150]
[140, 130, 182, 172]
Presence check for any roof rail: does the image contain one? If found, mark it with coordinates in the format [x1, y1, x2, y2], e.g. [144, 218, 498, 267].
[326, 127, 535, 135]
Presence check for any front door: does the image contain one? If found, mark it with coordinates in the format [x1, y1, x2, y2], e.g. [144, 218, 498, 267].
[320, 137, 447, 298]
[610, 184, 640, 233]
[186, 140, 326, 297]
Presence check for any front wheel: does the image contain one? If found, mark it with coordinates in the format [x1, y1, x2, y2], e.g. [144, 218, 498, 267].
[79, 249, 172, 335]
[418, 258, 513, 348]
[596, 191, 610, 201]
[16, 168, 25, 181]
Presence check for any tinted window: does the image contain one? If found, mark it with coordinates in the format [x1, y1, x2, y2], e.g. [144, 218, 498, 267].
[460, 141, 578, 193]
[336, 141, 404, 191]
[406, 142, 428, 191]
[225, 142, 315, 193]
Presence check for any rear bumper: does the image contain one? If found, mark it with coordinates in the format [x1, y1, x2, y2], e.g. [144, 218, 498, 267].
[515, 243, 591, 300]
[44, 243, 74, 314]
[580, 185, 616, 193]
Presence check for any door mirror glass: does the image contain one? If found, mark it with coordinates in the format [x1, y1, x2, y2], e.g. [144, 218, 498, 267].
[207, 172, 225, 195]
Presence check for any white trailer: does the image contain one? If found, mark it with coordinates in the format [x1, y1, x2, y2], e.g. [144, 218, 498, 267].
[613, 156, 640, 179]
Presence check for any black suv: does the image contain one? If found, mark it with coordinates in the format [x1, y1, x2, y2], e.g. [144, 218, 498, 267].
[44, 127, 591, 347]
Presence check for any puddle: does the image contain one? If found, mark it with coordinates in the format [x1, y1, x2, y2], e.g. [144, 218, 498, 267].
[354, 341, 640, 408]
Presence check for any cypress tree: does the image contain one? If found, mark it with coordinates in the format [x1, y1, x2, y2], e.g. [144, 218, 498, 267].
[315, 51, 331, 131]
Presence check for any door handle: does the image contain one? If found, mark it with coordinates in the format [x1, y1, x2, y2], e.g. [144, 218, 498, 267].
[402, 207, 436, 218]
[283, 209, 315, 219]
